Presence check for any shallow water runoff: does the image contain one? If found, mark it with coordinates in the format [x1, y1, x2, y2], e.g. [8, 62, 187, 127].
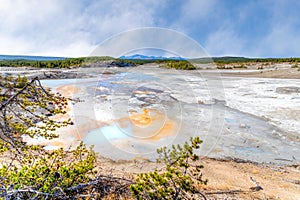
[40, 66, 300, 165]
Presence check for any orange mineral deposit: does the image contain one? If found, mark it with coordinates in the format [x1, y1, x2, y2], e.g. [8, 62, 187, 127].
[118, 109, 177, 140]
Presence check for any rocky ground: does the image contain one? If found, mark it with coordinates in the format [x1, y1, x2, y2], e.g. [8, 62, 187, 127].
[2, 62, 300, 199]
[32, 64, 299, 163]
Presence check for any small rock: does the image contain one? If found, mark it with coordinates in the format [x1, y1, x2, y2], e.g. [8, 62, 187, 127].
[250, 186, 263, 191]
[198, 100, 205, 104]
[276, 87, 300, 94]
[239, 123, 247, 128]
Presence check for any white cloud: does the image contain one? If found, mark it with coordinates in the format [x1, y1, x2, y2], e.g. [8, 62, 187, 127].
[0, 0, 299, 57]
[205, 27, 245, 57]
[91, 28, 208, 58]
[255, 1, 300, 57]
[257, 23, 300, 57]
[0, 0, 163, 57]
[197, 0, 300, 57]
[180, 0, 216, 20]
[170, 0, 216, 32]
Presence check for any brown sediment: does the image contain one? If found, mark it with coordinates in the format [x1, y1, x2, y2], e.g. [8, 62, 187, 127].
[150, 120, 176, 140]
[47, 140, 65, 147]
[51, 84, 81, 121]
[32, 84, 107, 149]
[33, 116, 108, 149]
[49, 108, 177, 150]
[56, 85, 81, 97]
[132, 90, 152, 95]
[198, 158, 300, 200]
[93, 156, 300, 200]
[50, 85, 79, 122]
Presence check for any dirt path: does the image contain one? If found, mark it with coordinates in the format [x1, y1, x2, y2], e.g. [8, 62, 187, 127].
[97, 156, 300, 200]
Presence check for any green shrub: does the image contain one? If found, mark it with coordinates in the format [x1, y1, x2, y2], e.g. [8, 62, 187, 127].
[217, 65, 233, 69]
[0, 76, 71, 152]
[291, 62, 298, 68]
[162, 61, 196, 70]
[0, 142, 96, 195]
[257, 66, 264, 70]
[233, 64, 247, 69]
[0, 76, 97, 199]
[130, 137, 207, 200]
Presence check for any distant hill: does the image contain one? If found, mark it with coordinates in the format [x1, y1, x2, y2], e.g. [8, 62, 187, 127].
[119, 54, 185, 60]
[118, 55, 255, 64]
[190, 56, 252, 63]
[119, 55, 300, 64]
[192, 56, 300, 64]
[1, 54, 299, 68]
[0, 55, 66, 61]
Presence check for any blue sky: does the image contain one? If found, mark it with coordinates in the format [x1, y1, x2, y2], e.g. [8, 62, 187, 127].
[0, 0, 299, 57]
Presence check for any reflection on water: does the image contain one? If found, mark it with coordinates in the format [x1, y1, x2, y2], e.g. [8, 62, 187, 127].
[85, 125, 128, 143]
[85, 109, 174, 143]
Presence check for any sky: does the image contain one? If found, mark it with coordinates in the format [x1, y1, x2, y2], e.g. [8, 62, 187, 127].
[0, 0, 300, 58]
